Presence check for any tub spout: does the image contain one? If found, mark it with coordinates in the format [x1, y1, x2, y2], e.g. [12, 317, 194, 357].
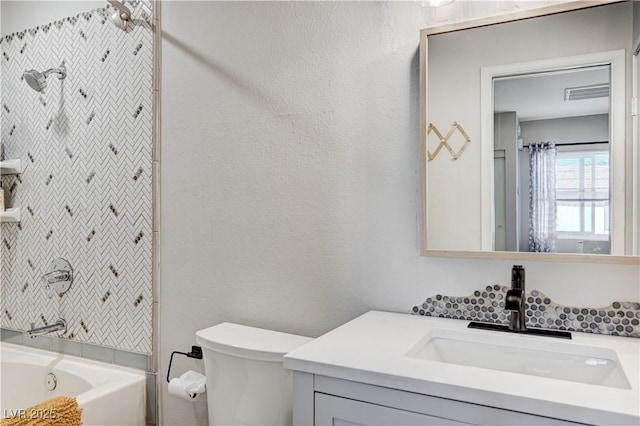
[27, 319, 66, 338]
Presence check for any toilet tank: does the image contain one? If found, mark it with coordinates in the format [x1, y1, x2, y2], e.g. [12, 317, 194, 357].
[196, 323, 313, 426]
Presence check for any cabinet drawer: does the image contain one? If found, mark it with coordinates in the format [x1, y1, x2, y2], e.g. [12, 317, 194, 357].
[313, 375, 589, 426]
[314, 393, 469, 426]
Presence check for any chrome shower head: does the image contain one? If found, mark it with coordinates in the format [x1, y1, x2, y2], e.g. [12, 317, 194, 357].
[22, 65, 66, 92]
[23, 69, 47, 92]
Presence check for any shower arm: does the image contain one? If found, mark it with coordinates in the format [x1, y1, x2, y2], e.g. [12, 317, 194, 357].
[43, 65, 66, 80]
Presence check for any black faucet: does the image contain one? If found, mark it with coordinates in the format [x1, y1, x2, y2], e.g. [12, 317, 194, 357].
[505, 265, 526, 332]
[467, 265, 571, 339]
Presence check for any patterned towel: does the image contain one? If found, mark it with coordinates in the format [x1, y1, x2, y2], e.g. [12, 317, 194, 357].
[1, 396, 82, 426]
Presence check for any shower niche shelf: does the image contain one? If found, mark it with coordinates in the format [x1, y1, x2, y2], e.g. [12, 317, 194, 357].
[0, 208, 21, 223]
[0, 159, 24, 175]
[1, 160, 23, 223]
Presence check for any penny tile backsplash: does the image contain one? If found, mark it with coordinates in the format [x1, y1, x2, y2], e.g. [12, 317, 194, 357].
[412, 285, 640, 338]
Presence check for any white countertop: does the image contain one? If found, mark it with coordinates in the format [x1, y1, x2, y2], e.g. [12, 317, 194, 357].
[284, 310, 640, 425]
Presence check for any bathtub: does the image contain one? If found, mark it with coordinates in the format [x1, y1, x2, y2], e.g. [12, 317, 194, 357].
[0, 342, 146, 425]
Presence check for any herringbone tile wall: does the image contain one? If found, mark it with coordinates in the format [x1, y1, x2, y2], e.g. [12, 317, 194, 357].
[0, 1, 154, 354]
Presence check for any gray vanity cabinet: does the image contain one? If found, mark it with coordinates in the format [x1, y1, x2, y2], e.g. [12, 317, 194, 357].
[294, 372, 588, 426]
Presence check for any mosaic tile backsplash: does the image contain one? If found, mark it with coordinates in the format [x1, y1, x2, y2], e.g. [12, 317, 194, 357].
[412, 285, 640, 338]
[0, 1, 154, 353]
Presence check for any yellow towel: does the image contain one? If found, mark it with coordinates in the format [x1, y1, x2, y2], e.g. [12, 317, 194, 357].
[1, 396, 82, 426]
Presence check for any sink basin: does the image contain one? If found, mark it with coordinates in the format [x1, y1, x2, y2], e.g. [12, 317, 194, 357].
[406, 328, 631, 389]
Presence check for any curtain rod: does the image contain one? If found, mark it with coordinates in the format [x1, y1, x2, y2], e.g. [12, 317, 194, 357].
[522, 141, 608, 148]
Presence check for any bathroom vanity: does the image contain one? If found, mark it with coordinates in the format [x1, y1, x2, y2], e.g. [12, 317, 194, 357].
[284, 311, 640, 426]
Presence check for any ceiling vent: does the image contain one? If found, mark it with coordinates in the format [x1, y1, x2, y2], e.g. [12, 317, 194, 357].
[564, 84, 610, 101]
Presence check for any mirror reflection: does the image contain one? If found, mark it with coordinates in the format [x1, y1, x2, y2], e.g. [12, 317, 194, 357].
[493, 66, 611, 254]
[423, 1, 638, 258]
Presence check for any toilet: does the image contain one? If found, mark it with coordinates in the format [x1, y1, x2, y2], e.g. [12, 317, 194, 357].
[196, 323, 313, 426]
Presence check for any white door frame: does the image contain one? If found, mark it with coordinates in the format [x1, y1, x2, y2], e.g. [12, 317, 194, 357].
[480, 50, 626, 254]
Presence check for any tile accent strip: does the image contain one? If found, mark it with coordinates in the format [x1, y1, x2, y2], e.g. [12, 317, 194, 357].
[411, 285, 640, 338]
[1, 327, 151, 370]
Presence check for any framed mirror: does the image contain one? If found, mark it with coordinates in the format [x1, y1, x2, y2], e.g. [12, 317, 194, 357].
[419, 0, 640, 264]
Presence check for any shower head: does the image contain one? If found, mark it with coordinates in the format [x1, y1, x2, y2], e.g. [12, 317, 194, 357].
[107, 0, 131, 30]
[22, 65, 66, 93]
[23, 70, 46, 92]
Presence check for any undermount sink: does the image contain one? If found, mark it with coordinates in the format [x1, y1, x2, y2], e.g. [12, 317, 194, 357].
[406, 328, 631, 389]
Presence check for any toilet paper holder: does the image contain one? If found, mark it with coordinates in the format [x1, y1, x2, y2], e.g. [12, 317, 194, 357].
[166, 346, 203, 383]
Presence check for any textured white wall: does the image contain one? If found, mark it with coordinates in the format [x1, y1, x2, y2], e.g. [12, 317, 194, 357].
[160, 2, 640, 425]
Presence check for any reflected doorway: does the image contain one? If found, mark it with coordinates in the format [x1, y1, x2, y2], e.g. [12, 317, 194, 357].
[493, 65, 611, 254]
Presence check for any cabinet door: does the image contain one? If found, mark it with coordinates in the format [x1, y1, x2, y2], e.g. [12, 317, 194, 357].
[315, 393, 470, 426]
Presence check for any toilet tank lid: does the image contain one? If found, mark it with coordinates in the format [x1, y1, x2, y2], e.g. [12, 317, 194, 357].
[196, 323, 313, 362]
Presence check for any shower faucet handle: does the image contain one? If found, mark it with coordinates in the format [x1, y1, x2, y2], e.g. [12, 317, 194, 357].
[42, 269, 70, 284]
[41, 258, 73, 298]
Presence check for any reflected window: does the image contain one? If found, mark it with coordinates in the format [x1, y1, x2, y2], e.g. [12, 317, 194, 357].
[556, 150, 609, 239]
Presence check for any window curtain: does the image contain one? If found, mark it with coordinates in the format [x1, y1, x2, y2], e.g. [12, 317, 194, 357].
[528, 142, 557, 252]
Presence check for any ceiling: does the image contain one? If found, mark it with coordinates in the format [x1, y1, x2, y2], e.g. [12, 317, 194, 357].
[493, 66, 610, 122]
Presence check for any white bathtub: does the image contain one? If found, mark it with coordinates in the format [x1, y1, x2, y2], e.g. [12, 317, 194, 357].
[0, 342, 146, 425]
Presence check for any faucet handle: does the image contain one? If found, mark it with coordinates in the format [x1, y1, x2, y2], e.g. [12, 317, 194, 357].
[511, 265, 525, 290]
[505, 288, 524, 311]
[41, 258, 73, 298]
[43, 269, 70, 284]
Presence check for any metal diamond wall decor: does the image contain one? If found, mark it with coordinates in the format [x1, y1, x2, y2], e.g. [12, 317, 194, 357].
[0, 1, 154, 354]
